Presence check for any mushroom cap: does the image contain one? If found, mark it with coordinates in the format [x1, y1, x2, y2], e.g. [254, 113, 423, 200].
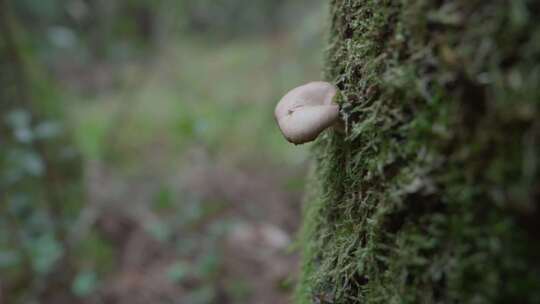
[275, 81, 339, 145]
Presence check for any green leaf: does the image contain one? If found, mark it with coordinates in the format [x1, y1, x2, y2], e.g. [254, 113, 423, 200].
[72, 270, 99, 297]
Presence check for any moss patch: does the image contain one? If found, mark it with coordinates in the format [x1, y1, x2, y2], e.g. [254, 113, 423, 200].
[296, 0, 540, 303]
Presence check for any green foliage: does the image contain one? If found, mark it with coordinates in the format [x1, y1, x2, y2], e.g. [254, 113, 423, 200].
[0, 3, 110, 302]
[297, 0, 540, 303]
[180, 0, 289, 36]
[70, 37, 316, 166]
[72, 270, 99, 297]
[62, 17, 323, 302]
[2, 0, 323, 302]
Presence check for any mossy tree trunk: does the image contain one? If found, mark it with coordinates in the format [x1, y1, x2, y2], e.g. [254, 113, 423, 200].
[296, 1, 540, 303]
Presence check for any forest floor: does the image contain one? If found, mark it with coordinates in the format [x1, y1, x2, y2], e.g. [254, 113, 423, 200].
[55, 29, 323, 304]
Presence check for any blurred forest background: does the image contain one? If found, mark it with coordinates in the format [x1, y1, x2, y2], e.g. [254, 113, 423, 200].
[0, 0, 326, 303]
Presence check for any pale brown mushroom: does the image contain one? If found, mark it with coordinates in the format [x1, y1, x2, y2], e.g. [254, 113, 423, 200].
[274, 81, 340, 145]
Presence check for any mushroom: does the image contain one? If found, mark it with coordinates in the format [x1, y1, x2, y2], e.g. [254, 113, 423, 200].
[274, 81, 341, 145]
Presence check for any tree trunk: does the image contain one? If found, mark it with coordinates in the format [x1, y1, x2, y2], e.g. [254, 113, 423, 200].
[296, 1, 540, 303]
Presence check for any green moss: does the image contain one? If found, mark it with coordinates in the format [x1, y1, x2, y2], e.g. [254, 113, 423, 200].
[296, 0, 540, 303]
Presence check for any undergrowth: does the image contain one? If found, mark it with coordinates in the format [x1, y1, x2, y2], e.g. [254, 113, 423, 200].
[296, 0, 540, 303]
